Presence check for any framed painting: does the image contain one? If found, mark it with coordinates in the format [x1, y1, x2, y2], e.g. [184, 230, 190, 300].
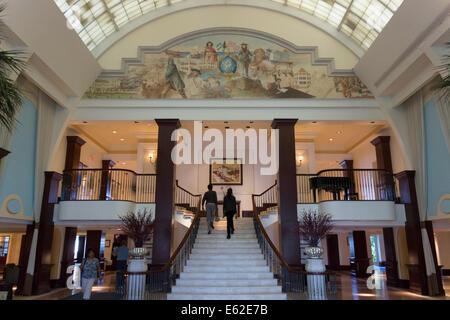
[209, 159, 243, 185]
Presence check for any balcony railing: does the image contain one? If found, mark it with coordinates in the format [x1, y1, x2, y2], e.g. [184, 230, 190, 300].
[61, 169, 156, 203]
[297, 169, 396, 204]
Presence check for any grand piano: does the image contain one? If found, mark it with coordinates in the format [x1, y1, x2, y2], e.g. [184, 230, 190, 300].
[309, 176, 353, 202]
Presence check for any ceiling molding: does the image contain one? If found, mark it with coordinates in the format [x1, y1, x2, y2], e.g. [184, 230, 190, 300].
[97, 27, 356, 79]
[72, 124, 110, 153]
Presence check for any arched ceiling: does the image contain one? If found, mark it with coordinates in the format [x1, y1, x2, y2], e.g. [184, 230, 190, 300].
[54, 0, 404, 53]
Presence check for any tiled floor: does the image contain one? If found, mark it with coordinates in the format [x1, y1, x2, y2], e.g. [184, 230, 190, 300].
[13, 272, 450, 300]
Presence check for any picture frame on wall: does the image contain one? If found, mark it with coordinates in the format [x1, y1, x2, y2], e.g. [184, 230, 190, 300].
[209, 158, 243, 185]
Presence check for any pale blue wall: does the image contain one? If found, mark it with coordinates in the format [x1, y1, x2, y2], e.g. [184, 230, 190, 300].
[0, 98, 38, 216]
[424, 98, 450, 216]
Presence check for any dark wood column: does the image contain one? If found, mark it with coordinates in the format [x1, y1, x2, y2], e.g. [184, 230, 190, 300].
[62, 136, 86, 200]
[349, 231, 370, 278]
[152, 119, 180, 266]
[32, 171, 62, 295]
[424, 221, 445, 296]
[15, 223, 35, 296]
[339, 160, 356, 199]
[370, 136, 392, 171]
[383, 227, 399, 287]
[371, 136, 395, 201]
[86, 230, 102, 258]
[395, 170, 428, 295]
[59, 227, 78, 287]
[271, 119, 301, 266]
[326, 234, 340, 271]
[99, 160, 115, 200]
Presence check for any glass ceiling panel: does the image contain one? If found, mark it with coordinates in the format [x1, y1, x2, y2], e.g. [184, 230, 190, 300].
[54, 0, 404, 52]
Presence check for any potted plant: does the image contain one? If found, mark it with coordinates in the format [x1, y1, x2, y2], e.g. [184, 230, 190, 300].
[298, 209, 333, 260]
[119, 208, 155, 259]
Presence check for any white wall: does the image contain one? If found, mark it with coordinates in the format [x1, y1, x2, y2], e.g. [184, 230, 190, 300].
[435, 231, 450, 269]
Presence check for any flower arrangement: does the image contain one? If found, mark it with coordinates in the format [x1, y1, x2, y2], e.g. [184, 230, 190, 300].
[119, 208, 155, 247]
[298, 209, 333, 247]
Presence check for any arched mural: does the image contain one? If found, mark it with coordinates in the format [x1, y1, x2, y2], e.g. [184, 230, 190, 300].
[85, 30, 373, 100]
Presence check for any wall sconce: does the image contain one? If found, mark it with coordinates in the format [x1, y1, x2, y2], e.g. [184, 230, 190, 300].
[297, 155, 303, 167]
[147, 152, 155, 163]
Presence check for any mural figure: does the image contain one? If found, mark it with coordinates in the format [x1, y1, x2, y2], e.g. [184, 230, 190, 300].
[238, 43, 253, 77]
[204, 41, 219, 66]
[161, 58, 187, 99]
[85, 34, 374, 100]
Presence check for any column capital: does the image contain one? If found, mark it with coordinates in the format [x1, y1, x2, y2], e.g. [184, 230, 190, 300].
[155, 119, 181, 128]
[271, 118, 298, 129]
[394, 170, 416, 180]
[0, 147, 10, 160]
[66, 136, 86, 146]
[370, 135, 390, 146]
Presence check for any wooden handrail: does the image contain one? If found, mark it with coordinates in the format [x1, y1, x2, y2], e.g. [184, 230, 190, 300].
[175, 180, 201, 197]
[254, 214, 335, 276]
[63, 168, 157, 176]
[253, 180, 277, 197]
[149, 182, 201, 273]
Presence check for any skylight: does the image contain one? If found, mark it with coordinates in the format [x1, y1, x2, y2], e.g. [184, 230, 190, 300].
[54, 0, 404, 52]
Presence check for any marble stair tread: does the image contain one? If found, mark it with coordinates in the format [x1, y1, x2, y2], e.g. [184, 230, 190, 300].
[194, 238, 258, 243]
[183, 265, 270, 272]
[197, 234, 256, 239]
[193, 243, 260, 249]
[188, 253, 264, 260]
[191, 248, 262, 254]
[171, 285, 282, 294]
[186, 259, 267, 266]
[175, 279, 278, 286]
[179, 272, 275, 280]
[167, 293, 287, 300]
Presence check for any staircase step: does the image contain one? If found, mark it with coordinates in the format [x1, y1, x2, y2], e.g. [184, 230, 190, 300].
[171, 285, 282, 294]
[167, 293, 287, 300]
[186, 259, 267, 266]
[194, 245, 260, 250]
[192, 248, 261, 254]
[183, 265, 270, 273]
[179, 272, 275, 280]
[194, 238, 258, 244]
[175, 279, 278, 286]
[197, 234, 256, 239]
[188, 253, 264, 260]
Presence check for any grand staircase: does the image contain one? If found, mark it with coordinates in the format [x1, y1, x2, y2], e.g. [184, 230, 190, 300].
[167, 218, 287, 300]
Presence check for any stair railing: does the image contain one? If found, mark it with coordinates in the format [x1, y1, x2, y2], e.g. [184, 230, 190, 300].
[253, 214, 338, 299]
[116, 181, 201, 300]
[252, 180, 278, 216]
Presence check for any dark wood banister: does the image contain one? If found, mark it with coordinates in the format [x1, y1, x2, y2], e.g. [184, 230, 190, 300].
[300, 168, 394, 176]
[147, 181, 202, 274]
[63, 168, 157, 176]
[253, 180, 277, 197]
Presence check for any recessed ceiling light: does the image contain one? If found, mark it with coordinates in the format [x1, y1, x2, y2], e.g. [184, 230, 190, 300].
[336, 130, 343, 134]
[122, 162, 126, 165]
[112, 130, 117, 134]
[120, 138, 125, 142]
[329, 138, 334, 142]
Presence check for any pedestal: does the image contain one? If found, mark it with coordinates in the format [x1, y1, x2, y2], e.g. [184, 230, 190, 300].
[126, 258, 147, 300]
[305, 258, 327, 300]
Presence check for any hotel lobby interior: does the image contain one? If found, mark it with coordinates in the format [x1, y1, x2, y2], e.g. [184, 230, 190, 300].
[0, 0, 449, 304]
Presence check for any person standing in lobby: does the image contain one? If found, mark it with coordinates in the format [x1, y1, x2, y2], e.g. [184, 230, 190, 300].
[202, 184, 218, 234]
[80, 248, 102, 300]
[113, 240, 129, 292]
[223, 188, 237, 239]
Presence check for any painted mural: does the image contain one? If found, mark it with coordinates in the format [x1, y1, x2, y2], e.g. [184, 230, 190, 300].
[85, 34, 373, 99]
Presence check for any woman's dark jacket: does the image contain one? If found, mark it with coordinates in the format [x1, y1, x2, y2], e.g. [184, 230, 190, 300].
[223, 195, 237, 215]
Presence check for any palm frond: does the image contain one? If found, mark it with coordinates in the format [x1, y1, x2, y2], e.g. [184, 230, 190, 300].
[0, 4, 27, 132]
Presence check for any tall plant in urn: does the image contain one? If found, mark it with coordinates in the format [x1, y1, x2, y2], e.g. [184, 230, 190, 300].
[119, 208, 155, 300]
[298, 209, 333, 268]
